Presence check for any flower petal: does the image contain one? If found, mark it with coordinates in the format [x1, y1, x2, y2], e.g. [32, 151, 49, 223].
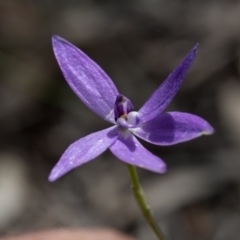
[131, 112, 214, 146]
[52, 35, 119, 123]
[110, 133, 166, 173]
[138, 44, 198, 123]
[49, 126, 118, 181]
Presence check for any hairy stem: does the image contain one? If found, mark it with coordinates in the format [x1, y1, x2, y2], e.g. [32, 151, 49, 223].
[127, 165, 167, 240]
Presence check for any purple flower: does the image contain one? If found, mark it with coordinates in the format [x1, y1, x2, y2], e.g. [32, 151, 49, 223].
[48, 36, 214, 181]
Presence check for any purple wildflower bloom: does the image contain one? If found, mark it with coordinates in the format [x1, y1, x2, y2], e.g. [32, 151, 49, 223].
[49, 36, 214, 181]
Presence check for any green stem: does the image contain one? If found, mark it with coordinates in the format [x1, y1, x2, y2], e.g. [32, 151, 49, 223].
[127, 165, 167, 240]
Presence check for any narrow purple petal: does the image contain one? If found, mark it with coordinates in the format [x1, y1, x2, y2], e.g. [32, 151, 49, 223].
[131, 112, 214, 146]
[52, 35, 119, 123]
[110, 132, 166, 173]
[49, 126, 118, 181]
[138, 44, 198, 123]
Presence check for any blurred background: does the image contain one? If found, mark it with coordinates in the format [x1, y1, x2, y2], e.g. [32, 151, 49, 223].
[0, 0, 240, 239]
